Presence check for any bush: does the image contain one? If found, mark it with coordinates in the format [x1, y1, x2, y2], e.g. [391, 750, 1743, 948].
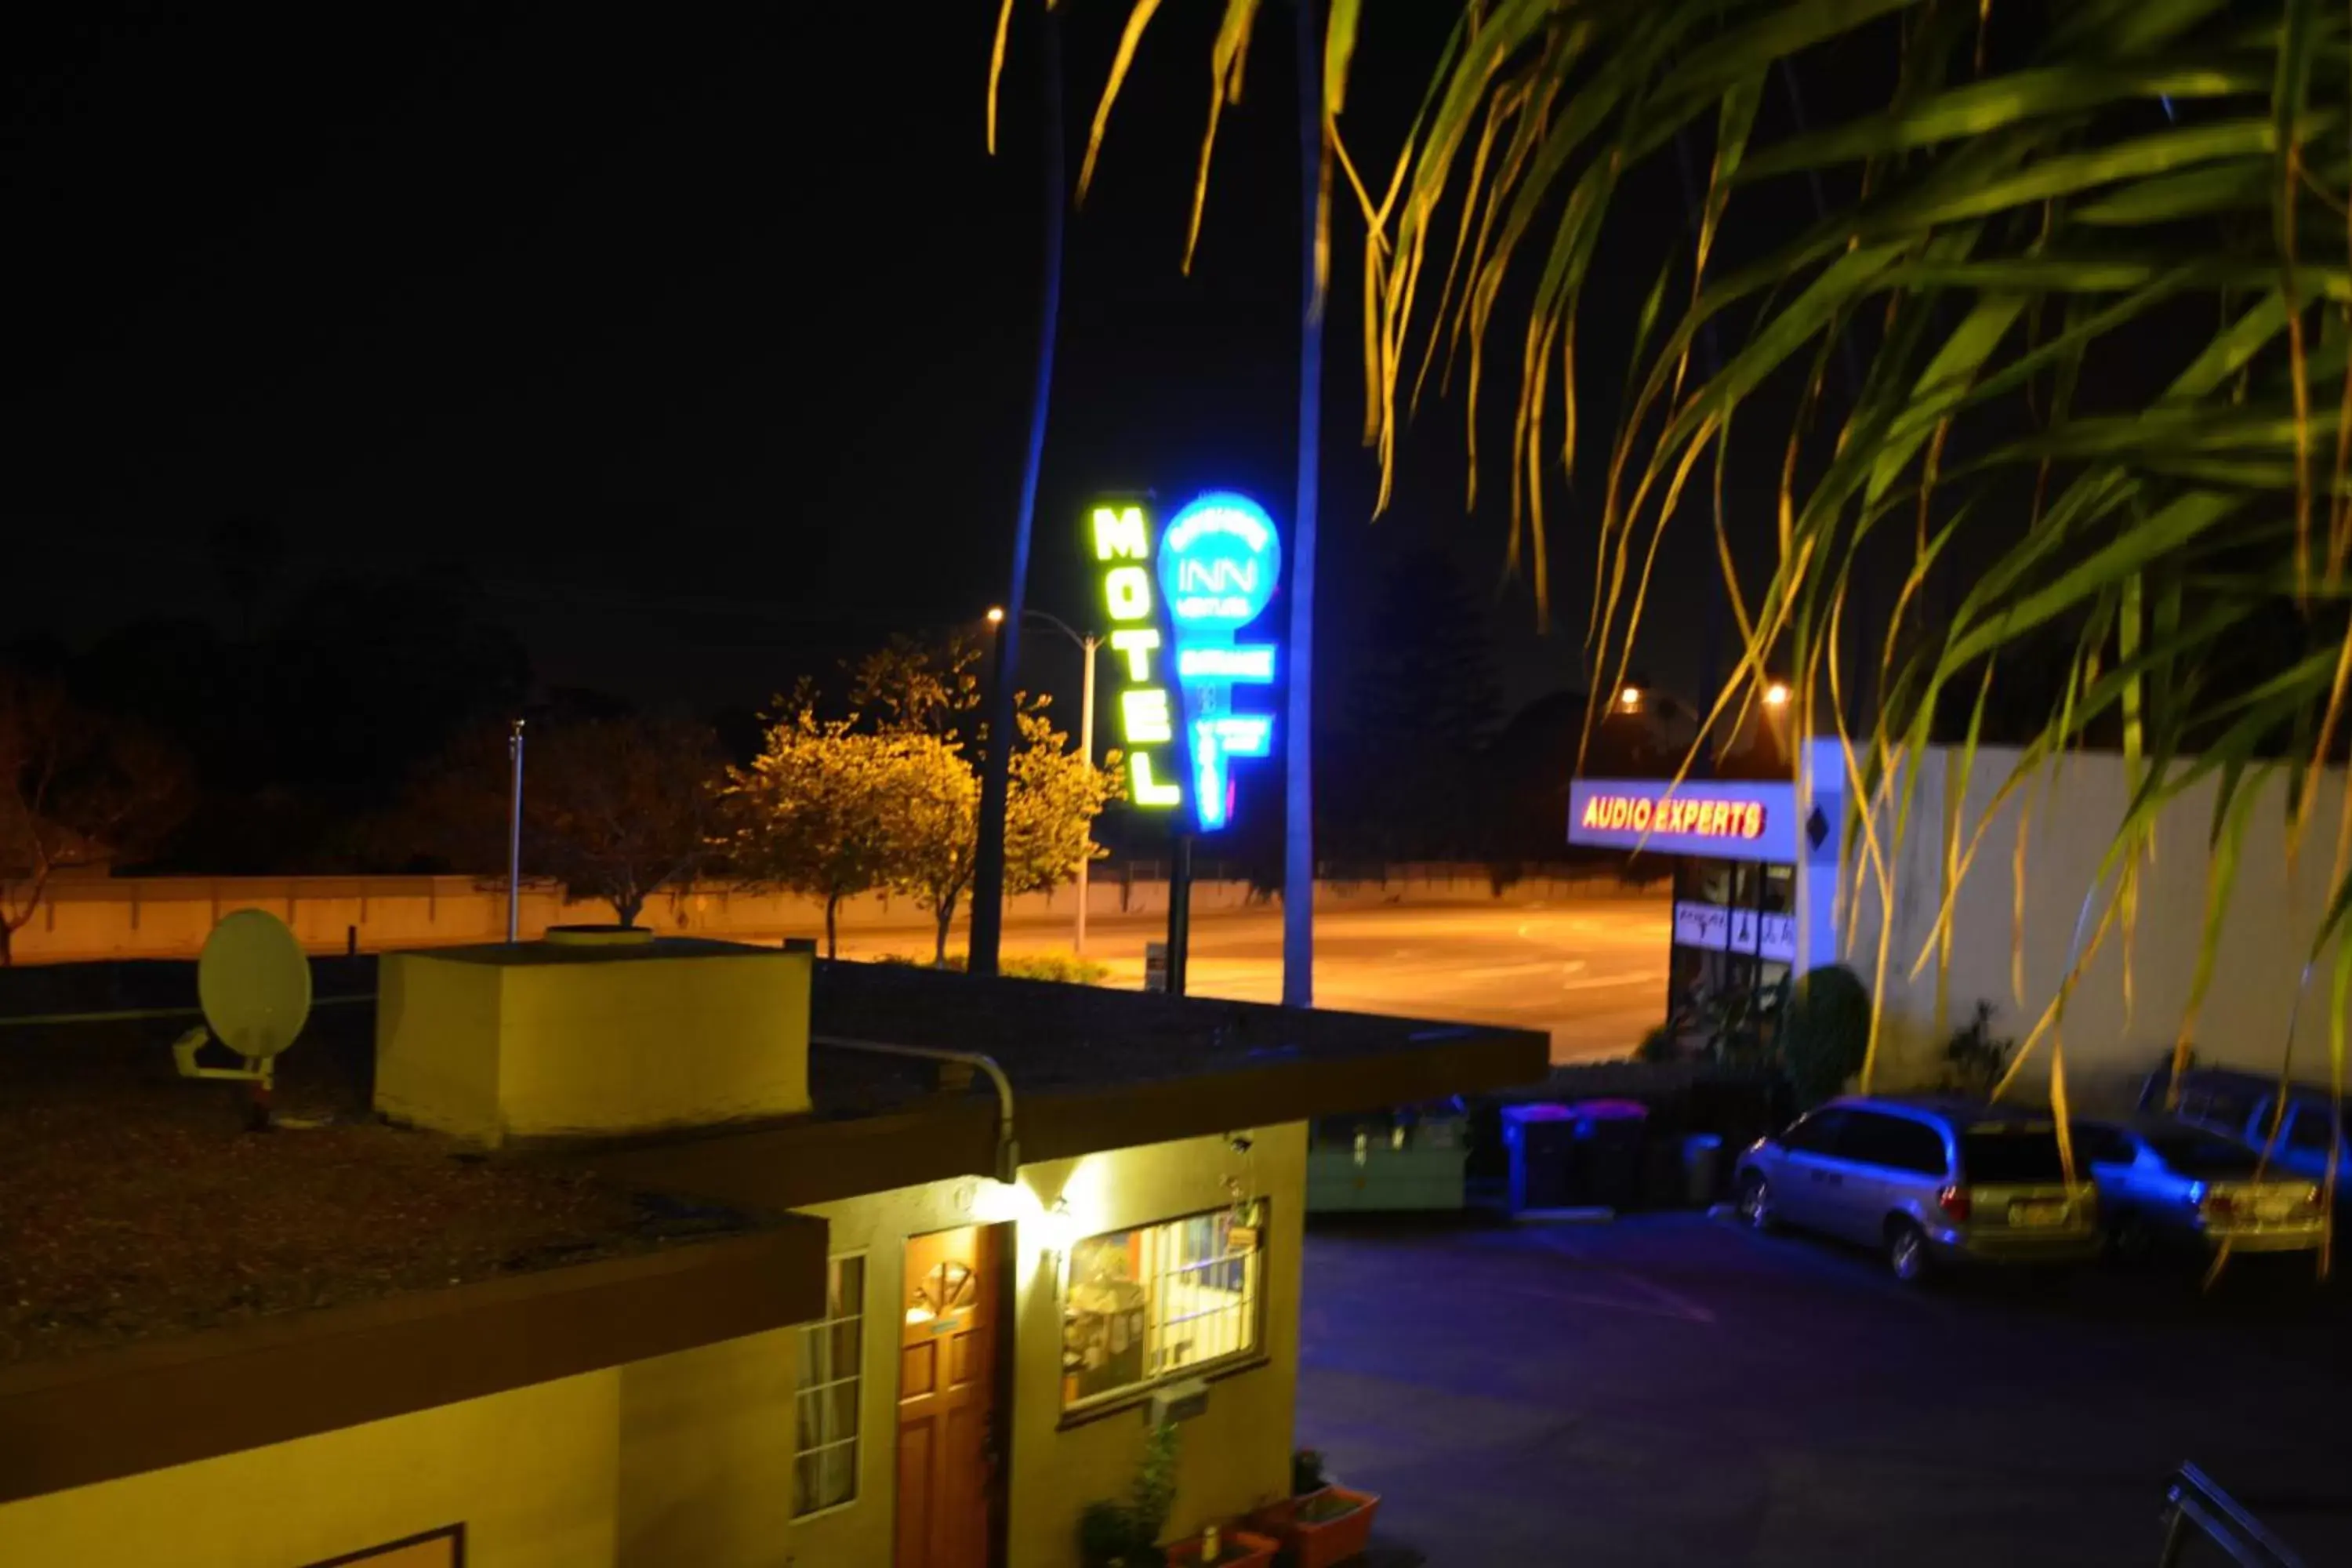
[1940, 1001, 2014, 1097]
[1780, 964, 1871, 1108]
[1001, 952, 1112, 986]
[1635, 1024, 1679, 1064]
[873, 952, 1109, 985]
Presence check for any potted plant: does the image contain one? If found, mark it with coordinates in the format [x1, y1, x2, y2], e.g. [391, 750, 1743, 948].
[1254, 1450, 1381, 1568]
[1077, 1424, 1181, 1568]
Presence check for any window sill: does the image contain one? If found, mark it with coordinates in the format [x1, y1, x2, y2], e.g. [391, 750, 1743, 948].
[1054, 1353, 1270, 1432]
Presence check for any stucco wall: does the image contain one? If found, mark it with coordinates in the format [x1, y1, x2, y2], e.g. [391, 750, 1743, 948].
[375, 944, 811, 1146]
[616, 1327, 800, 1566]
[1846, 745, 2352, 1109]
[4, 868, 1652, 964]
[787, 1124, 1306, 1568]
[0, 1370, 620, 1567]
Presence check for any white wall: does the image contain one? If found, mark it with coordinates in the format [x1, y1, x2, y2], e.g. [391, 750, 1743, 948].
[1844, 745, 2352, 1110]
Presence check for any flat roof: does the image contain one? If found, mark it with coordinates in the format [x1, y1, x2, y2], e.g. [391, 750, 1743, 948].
[0, 953, 1545, 1370]
[587, 960, 1549, 1211]
[0, 1006, 800, 1371]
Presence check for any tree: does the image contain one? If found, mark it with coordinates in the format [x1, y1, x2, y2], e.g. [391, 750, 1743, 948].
[848, 633, 982, 739]
[733, 643, 1121, 963]
[0, 671, 191, 964]
[391, 713, 726, 928]
[1004, 707, 1120, 900]
[885, 731, 982, 966]
[1065, 2, 2352, 1102]
[519, 717, 725, 928]
[855, 640, 1117, 964]
[727, 705, 930, 958]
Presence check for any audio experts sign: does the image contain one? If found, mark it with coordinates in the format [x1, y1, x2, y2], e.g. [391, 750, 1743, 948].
[1087, 492, 1281, 833]
[1566, 776, 1796, 862]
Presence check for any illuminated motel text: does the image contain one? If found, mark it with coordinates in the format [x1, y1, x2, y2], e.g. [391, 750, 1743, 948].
[1577, 793, 1766, 841]
[1092, 506, 1182, 808]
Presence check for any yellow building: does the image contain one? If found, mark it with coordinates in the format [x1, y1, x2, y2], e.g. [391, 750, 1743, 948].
[0, 934, 1542, 1566]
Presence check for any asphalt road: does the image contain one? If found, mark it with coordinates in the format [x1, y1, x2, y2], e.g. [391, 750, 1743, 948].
[834, 896, 1672, 1063]
[1298, 1212, 2352, 1566]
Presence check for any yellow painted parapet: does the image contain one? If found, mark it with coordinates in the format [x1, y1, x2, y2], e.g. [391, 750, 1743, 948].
[376, 937, 811, 1147]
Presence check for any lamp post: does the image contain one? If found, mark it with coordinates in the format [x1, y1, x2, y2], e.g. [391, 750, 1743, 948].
[1025, 610, 1102, 955]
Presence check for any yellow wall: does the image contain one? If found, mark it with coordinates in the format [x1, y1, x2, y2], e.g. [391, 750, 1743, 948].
[376, 945, 506, 1142]
[376, 945, 811, 1146]
[0, 1370, 620, 1567]
[0, 1127, 1305, 1568]
[616, 1327, 800, 1566]
[787, 1124, 1306, 1568]
[1846, 745, 2352, 1108]
[495, 950, 811, 1137]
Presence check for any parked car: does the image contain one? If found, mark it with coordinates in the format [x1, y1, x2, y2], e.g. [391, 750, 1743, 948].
[2139, 1065, 2351, 1197]
[2072, 1117, 2327, 1260]
[1733, 1096, 2100, 1282]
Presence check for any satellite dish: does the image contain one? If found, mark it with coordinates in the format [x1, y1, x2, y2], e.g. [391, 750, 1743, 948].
[196, 909, 313, 1062]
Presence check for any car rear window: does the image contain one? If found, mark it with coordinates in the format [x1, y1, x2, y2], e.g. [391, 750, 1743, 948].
[1960, 1127, 2068, 1184]
[2145, 1130, 2263, 1176]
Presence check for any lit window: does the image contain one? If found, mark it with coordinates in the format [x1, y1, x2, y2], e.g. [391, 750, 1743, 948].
[1061, 1207, 1263, 1410]
[793, 1255, 865, 1517]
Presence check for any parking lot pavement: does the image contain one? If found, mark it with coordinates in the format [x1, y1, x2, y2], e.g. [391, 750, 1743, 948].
[1297, 1212, 2352, 1567]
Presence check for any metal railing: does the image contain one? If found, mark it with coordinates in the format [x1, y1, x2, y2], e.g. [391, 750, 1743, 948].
[2158, 1463, 2307, 1567]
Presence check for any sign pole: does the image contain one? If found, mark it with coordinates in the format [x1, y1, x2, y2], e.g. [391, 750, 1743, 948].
[1167, 833, 1193, 996]
[506, 719, 526, 943]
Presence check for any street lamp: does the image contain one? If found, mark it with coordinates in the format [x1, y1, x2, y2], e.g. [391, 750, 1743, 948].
[1762, 680, 1791, 709]
[1617, 684, 1643, 713]
[1026, 609, 1102, 956]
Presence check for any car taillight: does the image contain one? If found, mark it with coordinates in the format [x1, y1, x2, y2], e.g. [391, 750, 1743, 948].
[1938, 1184, 1971, 1222]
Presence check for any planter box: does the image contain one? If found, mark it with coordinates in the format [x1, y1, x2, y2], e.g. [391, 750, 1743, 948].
[1254, 1486, 1381, 1568]
[1162, 1526, 1279, 1568]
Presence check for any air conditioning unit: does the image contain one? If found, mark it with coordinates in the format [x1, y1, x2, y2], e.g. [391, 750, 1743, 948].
[1147, 1377, 1210, 1427]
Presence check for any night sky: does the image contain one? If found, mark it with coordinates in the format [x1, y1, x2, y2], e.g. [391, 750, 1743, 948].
[8, 5, 1728, 729]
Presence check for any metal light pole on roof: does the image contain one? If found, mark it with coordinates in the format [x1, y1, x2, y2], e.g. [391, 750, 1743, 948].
[506, 718, 525, 943]
[1025, 609, 1102, 956]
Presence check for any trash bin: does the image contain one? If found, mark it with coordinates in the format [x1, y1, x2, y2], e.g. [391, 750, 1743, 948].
[1682, 1133, 1725, 1207]
[1564, 1099, 1649, 1210]
[1501, 1104, 1577, 1213]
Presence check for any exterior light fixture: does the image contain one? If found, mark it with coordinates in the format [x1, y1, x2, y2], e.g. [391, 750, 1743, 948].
[985, 606, 1006, 625]
[1762, 681, 1791, 710]
[1617, 685, 1643, 713]
[1036, 1196, 1076, 1265]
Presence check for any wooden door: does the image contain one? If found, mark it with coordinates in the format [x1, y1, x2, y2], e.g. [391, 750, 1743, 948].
[895, 1224, 998, 1568]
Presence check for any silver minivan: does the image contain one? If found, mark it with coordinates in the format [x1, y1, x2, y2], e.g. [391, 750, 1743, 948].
[1733, 1095, 2100, 1282]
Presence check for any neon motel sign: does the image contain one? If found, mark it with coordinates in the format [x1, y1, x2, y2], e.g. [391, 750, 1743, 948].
[1088, 492, 1281, 832]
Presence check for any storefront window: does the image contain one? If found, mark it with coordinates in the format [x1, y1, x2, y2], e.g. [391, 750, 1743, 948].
[1062, 1207, 1264, 1410]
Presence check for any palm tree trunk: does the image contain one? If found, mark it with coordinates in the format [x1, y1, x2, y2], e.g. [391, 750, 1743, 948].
[1282, 0, 1323, 1010]
[971, 2, 1066, 978]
